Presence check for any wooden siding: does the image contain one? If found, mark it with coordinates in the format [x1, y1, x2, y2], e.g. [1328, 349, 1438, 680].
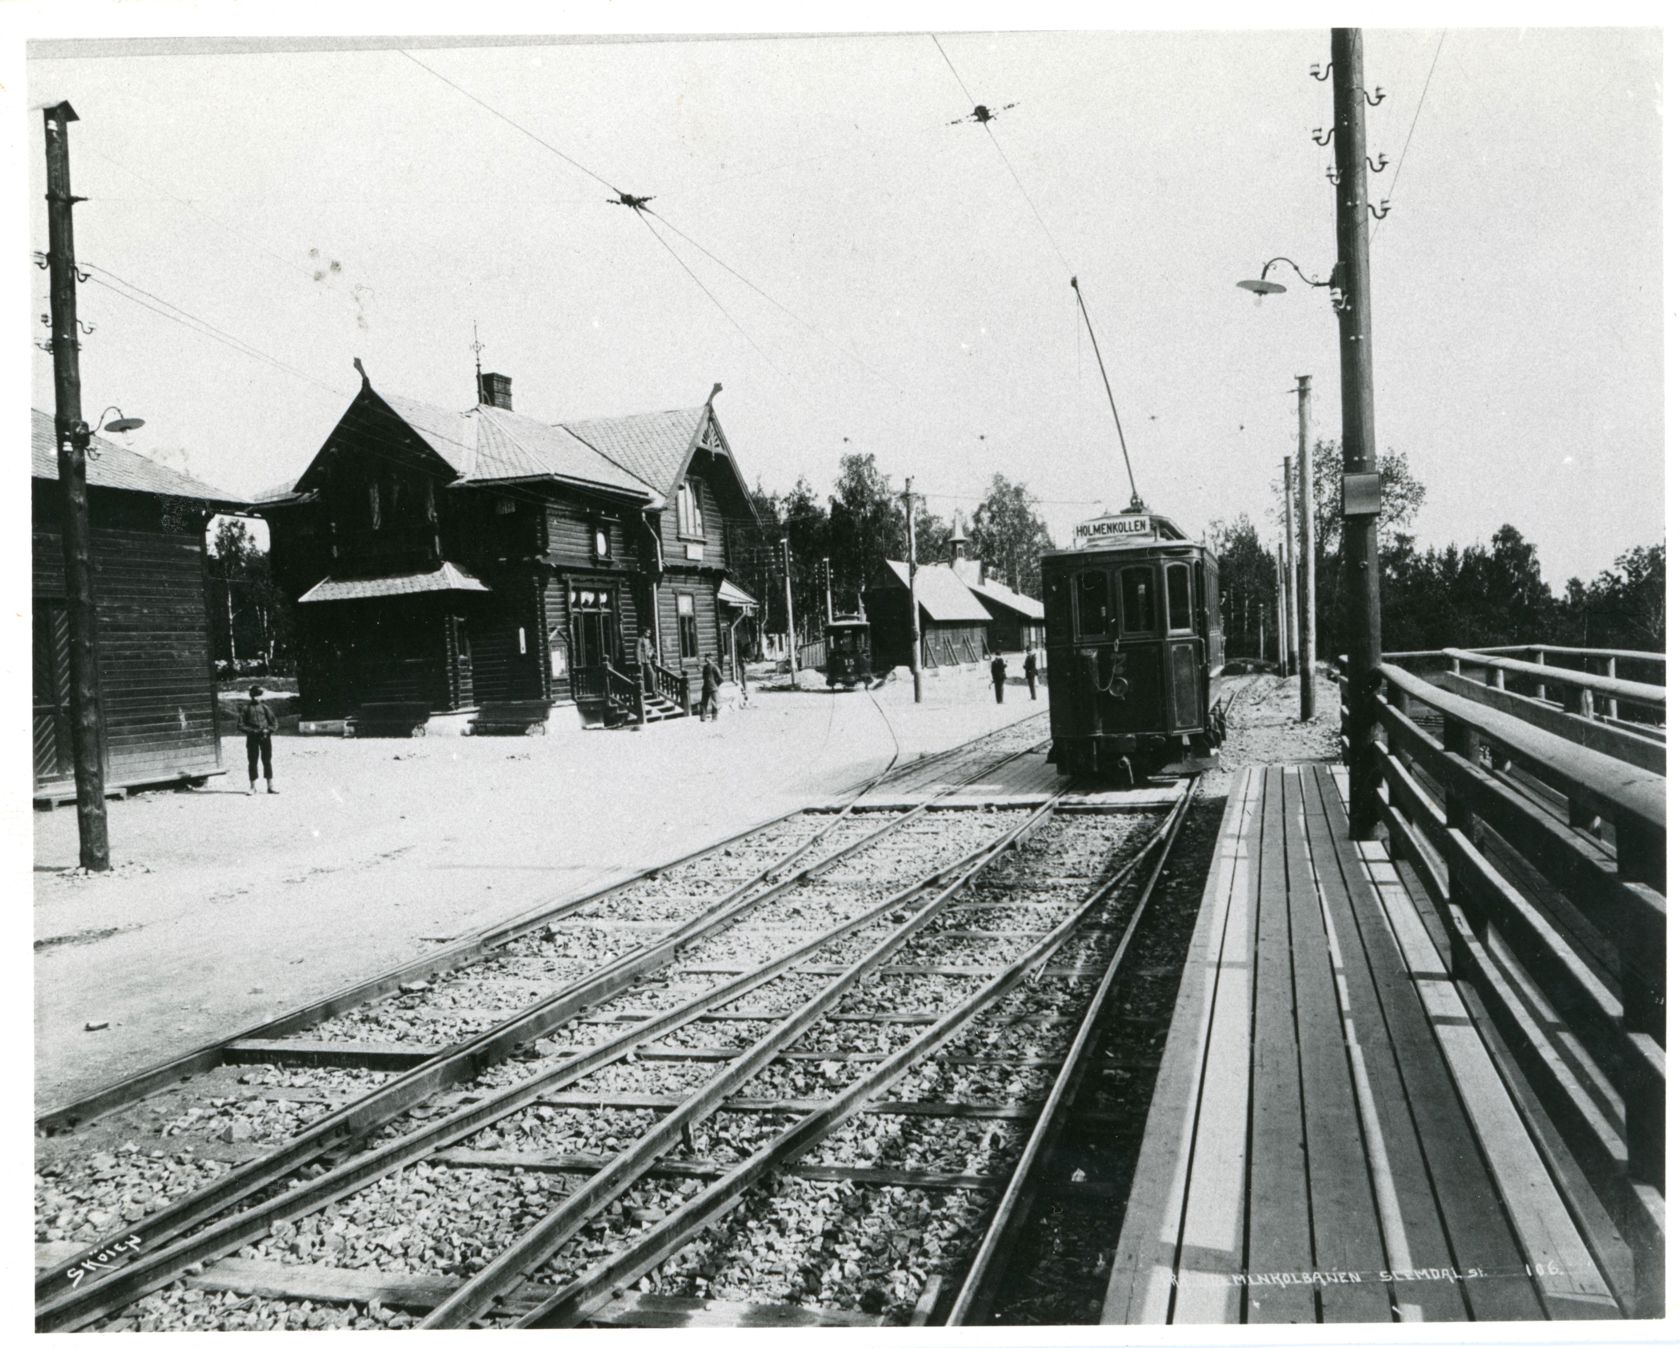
[32, 515, 220, 788]
[658, 459, 738, 572]
[656, 579, 720, 674]
[544, 499, 637, 570]
[467, 573, 544, 705]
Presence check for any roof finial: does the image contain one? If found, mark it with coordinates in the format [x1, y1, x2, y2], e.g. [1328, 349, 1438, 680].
[352, 356, 368, 387]
[707, 382, 723, 406]
[471, 320, 485, 403]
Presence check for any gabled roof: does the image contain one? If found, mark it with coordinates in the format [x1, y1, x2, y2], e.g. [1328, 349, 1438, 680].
[876, 560, 993, 623]
[31, 409, 241, 504]
[290, 384, 657, 502]
[559, 407, 706, 499]
[470, 406, 654, 497]
[969, 577, 1045, 621]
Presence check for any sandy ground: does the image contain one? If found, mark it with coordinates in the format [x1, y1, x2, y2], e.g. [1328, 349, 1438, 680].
[33, 665, 1046, 1113]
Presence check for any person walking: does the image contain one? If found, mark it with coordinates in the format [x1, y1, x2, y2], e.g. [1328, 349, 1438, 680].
[1023, 649, 1039, 701]
[636, 627, 657, 695]
[700, 653, 724, 722]
[237, 685, 279, 795]
[990, 655, 1007, 705]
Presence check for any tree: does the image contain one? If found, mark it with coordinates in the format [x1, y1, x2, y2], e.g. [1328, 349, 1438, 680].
[829, 452, 901, 609]
[969, 475, 1055, 598]
[1582, 542, 1665, 651]
[210, 518, 291, 671]
[1209, 515, 1277, 660]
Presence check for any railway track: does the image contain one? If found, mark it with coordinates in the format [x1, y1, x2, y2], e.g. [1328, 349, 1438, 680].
[34, 710, 1210, 1331]
[37, 714, 1051, 1327]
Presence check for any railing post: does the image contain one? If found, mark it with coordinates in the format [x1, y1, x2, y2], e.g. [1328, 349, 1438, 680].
[1592, 655, 1620, 722]
[1533, 647, 1547, 704]
[1441, 712, 1487, 979]
[1388, 680, 1413, 774]
[1485, 663, 1504, 692]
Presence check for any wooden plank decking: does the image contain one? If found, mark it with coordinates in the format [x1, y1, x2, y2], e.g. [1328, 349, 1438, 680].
[1104, 764, 1623, 1323]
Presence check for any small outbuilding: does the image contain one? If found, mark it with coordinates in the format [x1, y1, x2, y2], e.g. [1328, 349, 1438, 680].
[951, 557, 1045, 654]
[31, 409, 238, 799]
[864, 560, 993, 670]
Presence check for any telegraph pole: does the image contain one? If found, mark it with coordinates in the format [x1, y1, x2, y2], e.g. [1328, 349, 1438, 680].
[822, 556, 834, 624]
[1281, 458, 1298, 677]
[782, 536, 797, 689]
[903, 478, 923, 703]
[1333, 28, 1384, 837]
[1275, 539, 1287, 674]
[1296, 374, 1317, 720]
[44, 102, 110, 872]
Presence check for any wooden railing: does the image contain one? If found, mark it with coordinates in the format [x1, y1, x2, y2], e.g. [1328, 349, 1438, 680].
[647, 658, 690, 714]
[604, 664, 644, 727]
[1361, 658, 1666, 1314]
[570, 665, 606, 704]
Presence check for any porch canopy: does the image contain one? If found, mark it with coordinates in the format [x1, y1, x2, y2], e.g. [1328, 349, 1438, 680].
[298, 561, 490, 604]
[717, 578, 758, 611]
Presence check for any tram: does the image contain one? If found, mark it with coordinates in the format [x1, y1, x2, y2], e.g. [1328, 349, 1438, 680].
[824, 617, 874, 689]
[1041, 507, 1226, 779]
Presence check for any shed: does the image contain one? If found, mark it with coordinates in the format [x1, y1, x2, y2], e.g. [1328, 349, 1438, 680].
[952, 558, 1046, 653]
[864, 560, 992, 670]
[32, 409, 240, 797]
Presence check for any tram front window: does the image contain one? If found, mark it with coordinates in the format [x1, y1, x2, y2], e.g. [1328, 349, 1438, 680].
[1074, 570, 1111, 638]
[1120, 565, 1158, 635]
[1166, 563, 1192, 632]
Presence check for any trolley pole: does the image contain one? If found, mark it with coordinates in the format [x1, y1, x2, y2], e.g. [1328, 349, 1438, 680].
[1281, 457, 1298, 678]
[1333, 28, 1384, 838]
[782, 536, 797, 689]
[1296, 374, 1317, 721]
[44, 102, 110, 872]
[903, 478, 923, 704]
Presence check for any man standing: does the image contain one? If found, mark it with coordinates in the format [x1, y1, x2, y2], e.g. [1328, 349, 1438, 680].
[700, 653, 724, 722]
[1023, 649, 1039, 701]
[238, 685, 279, 795]
[990, 655, 1007, 705]
[636, 626, 657, 695]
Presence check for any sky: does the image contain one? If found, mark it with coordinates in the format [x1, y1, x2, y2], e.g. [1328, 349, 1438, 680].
[15, 19, 1667, 587]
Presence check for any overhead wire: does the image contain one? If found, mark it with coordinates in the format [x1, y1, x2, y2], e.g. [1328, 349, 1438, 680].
[929, 34, 1074, 277]
[1372, 31, 1446, 244]
[631, 210, 779, 374]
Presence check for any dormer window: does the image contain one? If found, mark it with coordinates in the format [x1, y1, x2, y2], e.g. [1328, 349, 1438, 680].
[676, 478, 705, 539]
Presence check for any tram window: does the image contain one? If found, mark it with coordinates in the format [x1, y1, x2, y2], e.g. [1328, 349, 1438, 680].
[1074, 571, 1110, 638]
[1166, 564, 1192, 632]
[1120, 566, 1157, 634]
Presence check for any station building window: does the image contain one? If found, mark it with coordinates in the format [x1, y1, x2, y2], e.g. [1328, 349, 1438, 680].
[677, 479, 705, 538]
[677, 592, 699, 659]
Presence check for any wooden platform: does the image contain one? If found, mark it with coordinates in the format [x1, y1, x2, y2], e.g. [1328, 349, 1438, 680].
[1104, 764, 1623, 1323]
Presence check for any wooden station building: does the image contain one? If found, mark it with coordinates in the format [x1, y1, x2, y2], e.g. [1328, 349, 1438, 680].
[32, 409, 238, 799]
[865, 559, 993, 670]
[259, 367, 758, 729]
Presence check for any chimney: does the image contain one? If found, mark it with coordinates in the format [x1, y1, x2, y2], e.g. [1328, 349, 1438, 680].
[478, 371, 512, 410]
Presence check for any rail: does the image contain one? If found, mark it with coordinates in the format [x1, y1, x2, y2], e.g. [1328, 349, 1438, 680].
[1365, 659, 1665, 1314]
[647, 657, 690, 712]
[603, 664, 644, 726]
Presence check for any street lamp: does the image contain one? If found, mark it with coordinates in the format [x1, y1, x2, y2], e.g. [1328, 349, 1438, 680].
[88, 406, 146, 435]
[1236, 257, 1338, 299]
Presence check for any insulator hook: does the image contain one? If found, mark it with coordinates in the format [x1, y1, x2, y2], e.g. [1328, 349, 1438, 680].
[1367, 153, 1390, 173]
[1363, 86, 1386, 107]
[73, 266, 91, 283]
[1311, 126, 1334, 146]
[1310, 61, 1333, 81]
[77, 319, 96, 335]
[32, 251, 48, 270]
[1324, 166, 1341, 185]
[1368, 199, 1392, 220]
[40, 312, 50, 326]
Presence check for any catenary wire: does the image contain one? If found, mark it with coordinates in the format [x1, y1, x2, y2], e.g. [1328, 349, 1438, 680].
[930, 34, 1075, 277]
[634, 211, 780, 374]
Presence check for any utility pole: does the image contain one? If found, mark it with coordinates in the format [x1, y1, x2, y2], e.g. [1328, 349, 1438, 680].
[1275, 538, 1288, 675]
[822, 556, 833, 624]
[781, 536, 797, 689]
[44, 102, 110, 872]
[903, 478, 923, 703]
[1281, 457, 1298, 677]
[1333, 28, 1384, 838]
[1296, 374, 1317, 720]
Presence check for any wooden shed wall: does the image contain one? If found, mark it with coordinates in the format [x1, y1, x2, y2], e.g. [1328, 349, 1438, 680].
[32, 513, 221, 788]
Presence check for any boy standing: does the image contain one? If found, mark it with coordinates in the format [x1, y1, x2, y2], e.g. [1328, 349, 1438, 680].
[237, 685, 279, 795]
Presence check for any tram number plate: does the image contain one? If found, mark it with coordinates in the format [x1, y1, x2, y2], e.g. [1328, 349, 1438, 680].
[1074, 514, 1152, 546]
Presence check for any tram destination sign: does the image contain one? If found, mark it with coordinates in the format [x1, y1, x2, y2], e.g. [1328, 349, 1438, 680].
[1071, 513, 1154, 548]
